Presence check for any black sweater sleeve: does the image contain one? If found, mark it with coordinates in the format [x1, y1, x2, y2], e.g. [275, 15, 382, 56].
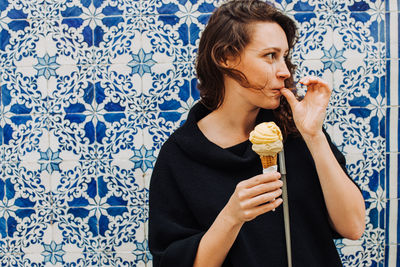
[148, 140, 205, 267]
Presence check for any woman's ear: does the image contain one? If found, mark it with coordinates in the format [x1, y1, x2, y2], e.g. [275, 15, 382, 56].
[220, 54, 240, 69]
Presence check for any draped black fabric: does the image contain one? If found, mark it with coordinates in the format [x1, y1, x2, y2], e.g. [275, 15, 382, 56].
[149, 102, 351, 267]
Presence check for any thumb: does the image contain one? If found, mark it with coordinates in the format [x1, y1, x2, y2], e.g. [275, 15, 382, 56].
[280, 88, 298, 108]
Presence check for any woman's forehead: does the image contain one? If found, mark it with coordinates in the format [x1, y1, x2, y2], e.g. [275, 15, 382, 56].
[247, 22, 289, 50]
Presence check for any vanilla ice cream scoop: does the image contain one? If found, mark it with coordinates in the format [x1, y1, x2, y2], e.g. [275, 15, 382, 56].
[249, 122, 283, 157]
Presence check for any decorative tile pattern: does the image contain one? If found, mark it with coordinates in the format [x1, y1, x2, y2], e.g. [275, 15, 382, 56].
[0, 0, 397, 266]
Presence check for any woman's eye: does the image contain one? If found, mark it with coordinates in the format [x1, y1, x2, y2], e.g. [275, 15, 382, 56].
[264, 53, 274, 60]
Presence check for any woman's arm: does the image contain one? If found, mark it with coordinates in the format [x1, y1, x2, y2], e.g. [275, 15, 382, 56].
[193, 173, 283, 267]
[303, 132, 365, 239]
[281, 76, 365, 240]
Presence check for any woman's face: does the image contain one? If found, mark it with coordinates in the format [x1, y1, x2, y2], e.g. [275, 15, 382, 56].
[225, 22, 291, 109]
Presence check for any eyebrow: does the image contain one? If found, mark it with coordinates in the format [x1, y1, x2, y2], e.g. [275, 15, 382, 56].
[259, 47, 289, 53]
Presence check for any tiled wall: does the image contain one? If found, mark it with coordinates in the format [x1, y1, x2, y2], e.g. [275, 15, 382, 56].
[0, 0, 397, 266]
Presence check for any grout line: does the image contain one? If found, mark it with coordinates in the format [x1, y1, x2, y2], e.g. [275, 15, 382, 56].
[387, 198, 398, 265]
[389, 107, 399, 153]
[389, 153, 399, 199]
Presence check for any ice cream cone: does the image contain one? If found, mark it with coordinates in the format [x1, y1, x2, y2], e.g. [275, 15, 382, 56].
[260, 155, 277, 169]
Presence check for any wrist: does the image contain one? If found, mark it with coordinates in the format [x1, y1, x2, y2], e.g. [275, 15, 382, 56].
[302, 130, 325, 144]
[219, 206, 244, 229]
[302, 131, 328, 153]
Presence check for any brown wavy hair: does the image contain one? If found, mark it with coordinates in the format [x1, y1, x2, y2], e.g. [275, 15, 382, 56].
[195, 0, 299, 138]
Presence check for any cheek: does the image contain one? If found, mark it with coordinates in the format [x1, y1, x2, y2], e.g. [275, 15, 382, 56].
[251, 64, 273, 86]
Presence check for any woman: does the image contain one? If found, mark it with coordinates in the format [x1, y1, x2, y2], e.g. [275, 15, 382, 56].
[148, 0, 365, 266]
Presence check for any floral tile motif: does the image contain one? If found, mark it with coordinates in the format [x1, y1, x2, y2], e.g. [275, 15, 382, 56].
[325, 107, 385, 155]
[142, 110, 190, 150]
[142, 62, 198, 112]
[1, 67, 49, 115]
[336, 243, 383, 267]
[343, 152, 385, 236]
[0, 0, 396, 266]
[96, 112, 143, 160]
[48, 113, 96, 161]
[3, 114, 50, 163]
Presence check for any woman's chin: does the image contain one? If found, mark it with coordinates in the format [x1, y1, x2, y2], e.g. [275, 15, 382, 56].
[260, 99, 280, 110]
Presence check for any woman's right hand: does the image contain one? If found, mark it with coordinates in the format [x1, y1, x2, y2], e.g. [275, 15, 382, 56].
[222, 172, 283, 225]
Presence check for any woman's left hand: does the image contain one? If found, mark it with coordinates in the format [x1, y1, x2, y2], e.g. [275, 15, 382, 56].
[280, 76, 331, 139]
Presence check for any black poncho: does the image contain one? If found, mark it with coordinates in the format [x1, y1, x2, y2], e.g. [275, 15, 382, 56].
[149, 102, 350, 267]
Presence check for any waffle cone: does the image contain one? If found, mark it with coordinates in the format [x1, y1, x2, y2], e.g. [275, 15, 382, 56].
[260, 155, 277, 169]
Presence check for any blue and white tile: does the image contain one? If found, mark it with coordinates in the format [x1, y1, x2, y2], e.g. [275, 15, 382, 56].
[385, 0, 400, 11]
[332, 150, 385, 245]
[386, 107, 399, 153]
[43, 29, 96, 114]
[92, 61, 142, 112]
[385, 11, 399, 59]
[332, 12, 383, 92]
[292, 12, 334, 62]
[93, 16, 141, 65]
[147, 0, 217, 51]
[48, 0, 128, 18]
[142, 62, 198, 112]
[91, 19, 142, 113]
[142, 109, 190, 150]
[52, 159, 147, 214]
[333, 60, 385, 109]
[114, 252, 147, 267]
[97, 160, 148, 206]
[385, 198, 400, 245]
[45, 29, 93, 68]
[385, 245, 400, 267]
[2, 163, 53, 209]
[337, 243, 383, 267]
[7, 0, 49, 19]
[141, 15, 189, 63]
[1, 67, 49, 114]
[51, 159, 97, 205]
[50, 0, 124, 50]
[22, 222, 57, 265]
[0, 10, 48, 69]
[3, 114, 49, 163]
[52, 205, 146, 265]
[0, 207, 53, 261]
[294, 59, 334, 96]
[144, 0, 218, 16]
[325, 107, 385, 154]
[274, 0, 367, 13]
[339, 13, 384, 61]
[386, 60, 399, 107]
[96, 111, 143, 160]
[47, 64, 94, 114]
[0, 163, 52, 222]
[51, 207, 102, 257]
[100, 217, 147, 264]
[385, 199, 400, 266]
[48, 113, 96, 161]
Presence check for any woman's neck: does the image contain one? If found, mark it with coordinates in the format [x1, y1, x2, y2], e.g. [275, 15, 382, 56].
[197, 101, 260, 149]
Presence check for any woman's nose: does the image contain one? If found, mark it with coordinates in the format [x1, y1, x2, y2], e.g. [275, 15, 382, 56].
[277, 60, 291, 79]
